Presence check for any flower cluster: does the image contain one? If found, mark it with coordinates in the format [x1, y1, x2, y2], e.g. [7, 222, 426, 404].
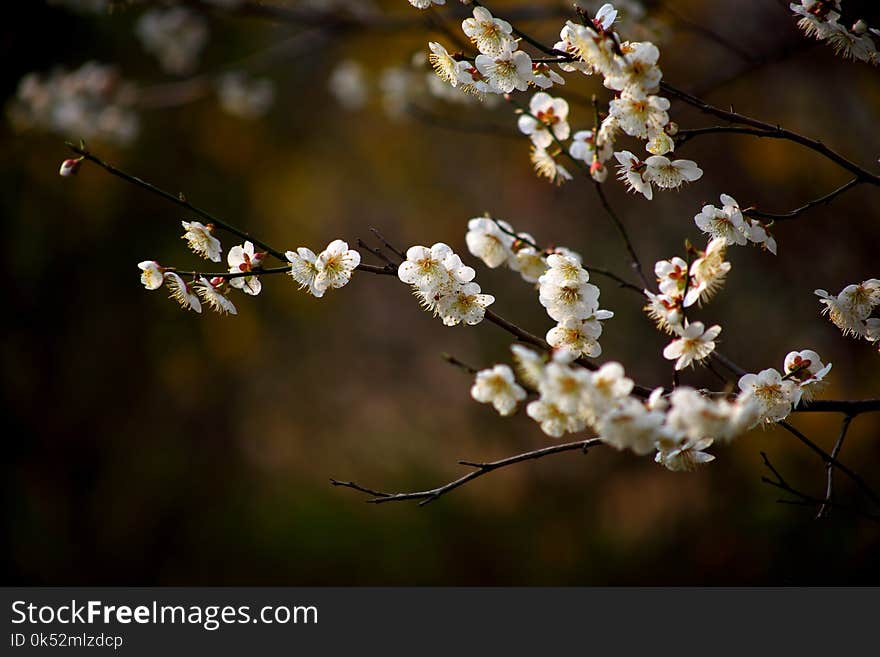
[138, 260, 236, 315]
[645, 238, 732, 369]
[138, 228, 360, 313]
[694, 194, 777, 253]
[790, 1, 879, 65]
[738, 349, 832, 423]
[136, 7, 209, 75]
[286, 240, 362, 299]
[465, 216, 614, 358]
[8, 62, 139, 144]
[398, 242, 495, 326]
[474, 347, 760, 472]
[815, 278, 880, 348]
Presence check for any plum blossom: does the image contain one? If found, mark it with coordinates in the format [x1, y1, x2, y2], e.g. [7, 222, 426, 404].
[409, 0, 445, 9]
[164, 272, 202, 313]
[784, 348, 832, 403]
[286, 247, 323, 297]
[194, 277, 237, 315]
[526, 399, 586, 438]
[518, 92, 570, 148]
[737, 368, 798, 423]
[815, 278, 880, 338]
[428, 42, 460, 87]
[466, 217, 514, 268]
[685, 238, 730, 307]
[694, 194, 748, 246]
[609, 93, 669, 139]
[461, 6, 515, 57]
[471, 364, 527, 416]
[614, 150, 653, 199]
[644, 155, 703, 190]
[139, 260, 164, 291]
[531, 147, 573, 185]
[227, 241, 264, 296]
[181, 221, 221, 262]
[314, 240, 361, 292]
[605, 41, 662, 95]
[475, 45, 533, 93]
[663, 321, 721, 370]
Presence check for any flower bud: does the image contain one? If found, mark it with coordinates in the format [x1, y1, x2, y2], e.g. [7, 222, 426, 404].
[59, 158, 81, 177]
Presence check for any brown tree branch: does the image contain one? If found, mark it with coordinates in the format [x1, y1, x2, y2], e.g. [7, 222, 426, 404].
[331, 437, 603, 506]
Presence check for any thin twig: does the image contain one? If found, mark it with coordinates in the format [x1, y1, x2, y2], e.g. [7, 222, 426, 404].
[817, 414, 855, 519]
[743, 178, 862, 222]
[331, 438, 603, 506]
[661, 82, 880, 186]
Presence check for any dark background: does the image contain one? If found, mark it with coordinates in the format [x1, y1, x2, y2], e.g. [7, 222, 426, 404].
[3, 0, 880, 584]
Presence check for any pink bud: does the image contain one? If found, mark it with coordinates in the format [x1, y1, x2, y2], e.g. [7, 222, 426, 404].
[59, 158, 81, 177]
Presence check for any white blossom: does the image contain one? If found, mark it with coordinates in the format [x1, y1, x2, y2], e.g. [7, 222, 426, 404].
[475, 45, 534, 93]
[609, 93, 669, 140]
[164, 272, 202, 313]
[614, 150, 652, 199]
[461, 6, 515, 57]
[471, 364, 527, 416]
[737, 368, 798, 423]
[315, 240, 361, 292]
[194, 277, 237, 315]
[138, 260, 164, 291]
[694, 194, 748, 246]
[286, 247, 323, 297]
[783, 348, 832, 403]
[227, 241, 264, 296]
[517, 92, 570, 148]
[181, 221, 222, 262]
[530, 147, 573, 185]
[644, 155, 703, 190]
[685, 238, 730, 307]
[466, 218, 515, 268]
[663, 321, 721, 370]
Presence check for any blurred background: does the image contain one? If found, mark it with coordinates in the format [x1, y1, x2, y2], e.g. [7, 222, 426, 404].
[3, 0, 880, 585]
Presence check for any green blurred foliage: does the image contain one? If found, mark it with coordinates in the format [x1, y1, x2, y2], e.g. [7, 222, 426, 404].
[3, 0, 880, 585]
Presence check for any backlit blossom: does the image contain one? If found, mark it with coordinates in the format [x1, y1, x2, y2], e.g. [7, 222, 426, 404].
[428, 42, 459, 86]
[471, 364, 527, 416]
[194, 276, 237, 315]
[181, 221, 221, 262]
[663, 321, 721, 370]
[286, 247, 323, 297]
[694, 195, 748, 246]
[643, 290, 683, 333]
[597, 397, 664, 455]
[409, 0, 445, 9]
[511, 344, 546, 389]
[138, 260, 164, 291]
[462, 6, 515, 57]
[164, 271, 201, 313]
[655, 436, 715, 472]
[644, 155, 703, 190]
[614, 150, 652, 199]
[530, 147, 573, 185]
[685, 238, 730, 307]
